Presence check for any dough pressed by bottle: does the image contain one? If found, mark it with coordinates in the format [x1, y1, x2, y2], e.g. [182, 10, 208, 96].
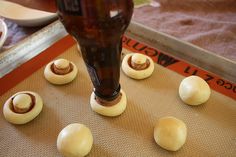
[122, 53, 154, 79]
[179, 75, 211, 106]
[90, 89, 127, 117]
[3, 91, 43, 124]
[57, 123, 93, 157]
[44, 58, 78, 85]
[154, 116, 187, 151]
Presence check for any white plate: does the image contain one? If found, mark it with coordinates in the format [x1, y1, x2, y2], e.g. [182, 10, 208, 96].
[0, 0, 57, 27]
[0, 19, 7, 49]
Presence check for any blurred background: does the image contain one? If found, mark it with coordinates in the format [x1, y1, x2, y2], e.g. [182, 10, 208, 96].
[1, 0, 236, 61]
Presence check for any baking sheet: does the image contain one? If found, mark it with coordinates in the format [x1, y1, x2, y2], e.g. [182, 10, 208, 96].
[133, 0, 236, 62]
[0, 42, 235, 156]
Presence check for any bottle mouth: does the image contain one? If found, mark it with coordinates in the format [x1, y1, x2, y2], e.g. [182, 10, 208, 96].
[94, 84, 121, 101]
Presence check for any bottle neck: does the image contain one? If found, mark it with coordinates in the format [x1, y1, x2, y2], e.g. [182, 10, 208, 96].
[94, 84, 121, 101]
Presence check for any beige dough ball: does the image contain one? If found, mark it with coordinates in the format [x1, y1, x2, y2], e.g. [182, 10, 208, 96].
[54, 59, 70, 69]
[131, 53, 147, 65]
[12, 93, 32, 113]
[179, 76, 211, 106]
[57, 123, 93, 157]
[154, 116, 187, 151]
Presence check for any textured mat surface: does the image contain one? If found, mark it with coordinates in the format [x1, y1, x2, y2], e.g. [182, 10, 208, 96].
[0, 45, 236, 157]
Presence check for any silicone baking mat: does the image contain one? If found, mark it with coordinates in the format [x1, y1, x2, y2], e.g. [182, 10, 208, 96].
[0, 36, 236, 157]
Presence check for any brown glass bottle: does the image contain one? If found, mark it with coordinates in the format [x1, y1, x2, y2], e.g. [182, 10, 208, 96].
[56, 0, 133, 101]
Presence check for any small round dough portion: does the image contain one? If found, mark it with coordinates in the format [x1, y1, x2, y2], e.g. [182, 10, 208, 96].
[54, 59, 70, 69]
[90, 90, 127, 117]
[12, 93, 32, 113]
[179, 75, 211, 106]
[3, 91, 43, 124]
[122, 53, 154, 80]
[154, 116, 187, 151]
[44, 59, 78, 85]
[132, 53, 146, 64]
[57, 123, 93, 157]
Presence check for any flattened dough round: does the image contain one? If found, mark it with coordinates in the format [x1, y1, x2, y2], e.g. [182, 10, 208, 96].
[44, 59, 78, 85]
[90, 90, 127, 117]
[122, 53, 154, 79]
[3, 91, 43, 124]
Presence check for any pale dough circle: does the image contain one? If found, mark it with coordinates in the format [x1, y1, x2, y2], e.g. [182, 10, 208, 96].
[154, 116, 187, 151]
[179, 75, 211, 106]
[3, 91, 43, 124]
[44, 59, 78, 85]
[57, 123, 93, 157]
[122, 53, 154, 79]
[90, 90, 127, 117]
